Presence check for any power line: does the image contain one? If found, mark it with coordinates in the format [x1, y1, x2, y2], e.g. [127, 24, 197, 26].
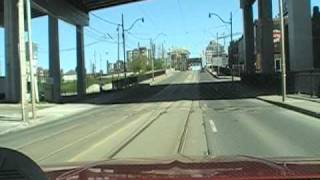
[38, 40, 118, 54]
[90, 12, 119, 26]
[88, 26, 114, 40]
[127, 32, 150, 41]
[176, 0, 188, 34]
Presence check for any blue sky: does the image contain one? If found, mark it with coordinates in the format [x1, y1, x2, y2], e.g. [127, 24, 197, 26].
[0, 0, 318, 75]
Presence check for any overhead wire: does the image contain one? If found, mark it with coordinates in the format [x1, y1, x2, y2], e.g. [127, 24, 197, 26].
[176, 0, 188, 34]
[90, 12, 120, 26]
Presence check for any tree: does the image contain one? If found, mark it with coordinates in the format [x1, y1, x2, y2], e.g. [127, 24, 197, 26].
[131, 54, 148, 73]
[154, 58, 164, 70]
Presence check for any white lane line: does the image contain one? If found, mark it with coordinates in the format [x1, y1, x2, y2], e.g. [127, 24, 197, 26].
[209, 120, 218, 133]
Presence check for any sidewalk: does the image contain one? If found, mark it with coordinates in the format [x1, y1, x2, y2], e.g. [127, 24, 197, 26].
[0, 103, 97, 136]
[257, 95, 320, 118]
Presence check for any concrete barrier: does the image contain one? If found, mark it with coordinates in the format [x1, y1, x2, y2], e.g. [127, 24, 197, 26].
[111, 70, 166, 90]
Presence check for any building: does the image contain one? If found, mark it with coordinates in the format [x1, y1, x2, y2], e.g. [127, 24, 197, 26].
[127, 47, 151, 64]
[113, 60, 125, 73]
[228, 36, 245, 73]
[168, 49, 190, 71]
[229, 17, 289, 74]
[187, 57, 202, 71]
[205, 40, 228, 68]
[62, 69, 77, 82]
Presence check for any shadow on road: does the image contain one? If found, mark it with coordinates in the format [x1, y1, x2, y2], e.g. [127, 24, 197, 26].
[61, 81, 278, 105]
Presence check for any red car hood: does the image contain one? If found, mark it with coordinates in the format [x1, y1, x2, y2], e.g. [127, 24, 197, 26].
[44, 155, 320, 180]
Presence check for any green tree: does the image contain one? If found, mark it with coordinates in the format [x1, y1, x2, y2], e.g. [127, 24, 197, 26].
[131, 54, 148, 73]
[154, 58, 164, 70]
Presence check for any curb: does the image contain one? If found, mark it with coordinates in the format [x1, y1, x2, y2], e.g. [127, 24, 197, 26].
[0, 106, 99, 137]
[256, 97, 320, 119]
[206, 69, 220, 79]
[288, 95, 320, 103]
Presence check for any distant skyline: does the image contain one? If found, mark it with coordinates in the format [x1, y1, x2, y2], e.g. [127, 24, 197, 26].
[0, 0, 318, 74]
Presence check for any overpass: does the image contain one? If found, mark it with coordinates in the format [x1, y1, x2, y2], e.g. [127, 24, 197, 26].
[241, 0, 314, 74]
[240, 0, 317, 96]
[1, 0, 141, 102]
[0, 0, 316, 102]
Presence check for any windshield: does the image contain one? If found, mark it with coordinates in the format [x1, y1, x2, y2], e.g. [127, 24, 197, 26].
[0, 0, 320, 177]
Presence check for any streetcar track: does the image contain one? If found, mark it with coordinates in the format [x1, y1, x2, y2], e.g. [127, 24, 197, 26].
[104, 81, 182, 159]
[106, 101, 175, 159]
[17, 112, 134, 147]
[36, 104, 160, 162]
[176, 101, 194, 154]
[15, 124, 82, 150]
[105, 74, 198, 159]
[35, 114, 132, 162]
[38, 77, 181, 162]
[14, 106, 139, 150]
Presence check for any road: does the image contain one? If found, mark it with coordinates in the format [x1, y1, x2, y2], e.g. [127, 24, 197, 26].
[1, 71, 320, 166]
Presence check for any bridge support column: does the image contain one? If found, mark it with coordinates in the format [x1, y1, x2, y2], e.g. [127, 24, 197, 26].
[241, 1, 255, 74]
[288, 0, 314, 71]
[76, 25, 86, 97]
[48, 16, 61, 102]
[257, 0, 274, 74]
[4, 0, 27, 102]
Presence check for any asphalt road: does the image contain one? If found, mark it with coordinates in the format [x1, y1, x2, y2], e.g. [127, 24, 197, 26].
[0, 71, 320, 166]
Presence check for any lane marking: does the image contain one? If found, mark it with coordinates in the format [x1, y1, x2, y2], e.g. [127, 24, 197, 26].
[209, 120, 218, 133]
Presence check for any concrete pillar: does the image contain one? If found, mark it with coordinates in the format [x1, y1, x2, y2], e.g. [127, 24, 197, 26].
[242, 3, 255, 74]
[76, 25, 86, 96]
[257, 0, 274, 74]
[288, 0, 314, 71]
[48, 16, 61, 102]
[4, 0, 27, 102]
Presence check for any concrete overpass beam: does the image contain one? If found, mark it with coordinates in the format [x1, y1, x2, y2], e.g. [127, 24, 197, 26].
[258, 0, 274, 74]
[241, 2, 255, 74]
[76, 25, 86, 97]
[48, 16, 61, 102]
[32, 0, 89, 26]
[288, 0, 314, 71]
[4, 0, 27, 102]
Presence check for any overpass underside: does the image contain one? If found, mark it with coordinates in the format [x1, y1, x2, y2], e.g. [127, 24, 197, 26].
[0, 0, 140, 103]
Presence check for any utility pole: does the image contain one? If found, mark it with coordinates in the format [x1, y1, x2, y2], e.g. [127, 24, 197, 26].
[100, 53, 102, 74]
[279, 0, 287, 102]
[230, 12, 234, 83]
[0, 57, 2, 76]
[18, 0, 27, 122]
[150, 39, 154, 81]
[117, 25, 120, 80]
[26, 0, 36, 119]
[94, 50, 97, 76]
[162, 43, 166, 72]
[121, 14, 127, 79]
[217, 32, 220, 76]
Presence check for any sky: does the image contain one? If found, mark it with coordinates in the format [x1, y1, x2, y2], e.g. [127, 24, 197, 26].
[0, 0, 318, 75]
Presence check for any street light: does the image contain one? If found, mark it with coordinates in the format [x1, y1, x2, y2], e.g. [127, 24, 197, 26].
[121, 14, 144, 80]
[209, 12, 234, 82]
[278, 0, 287, 102]
[150, 33, 167, 81]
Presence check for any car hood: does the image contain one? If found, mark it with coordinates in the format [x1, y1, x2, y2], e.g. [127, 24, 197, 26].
[44, 155, 320, 180]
